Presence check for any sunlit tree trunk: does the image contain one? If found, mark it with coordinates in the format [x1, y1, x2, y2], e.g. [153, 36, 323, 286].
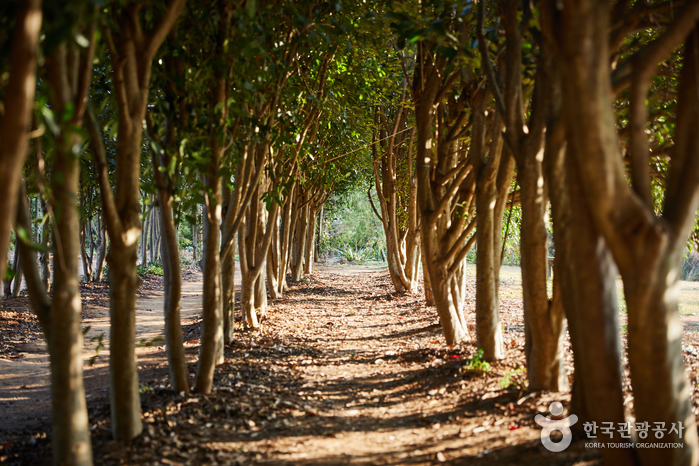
[196, 182, 224, 393]
[303, 208, 316, 275]
[290, 193, 309, 281]
[99, 0, 185, 439]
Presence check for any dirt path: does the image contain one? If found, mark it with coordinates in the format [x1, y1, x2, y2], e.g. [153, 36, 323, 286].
[7, 264, 699, 464]
[0, 267, 591, 466]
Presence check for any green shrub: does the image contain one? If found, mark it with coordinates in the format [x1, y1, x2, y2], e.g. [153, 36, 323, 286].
[335, 244, 371, 262]
[137, 261, 164, 276]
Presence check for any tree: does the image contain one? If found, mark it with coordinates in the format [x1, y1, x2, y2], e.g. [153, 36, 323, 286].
[550, 0, 699, 463]
[144, 35, 190, 394]
[95, 0, 186, 440]
[16, 2, 96, 462]
[479, 1, 566, 389]
[0, 0, 42, 291]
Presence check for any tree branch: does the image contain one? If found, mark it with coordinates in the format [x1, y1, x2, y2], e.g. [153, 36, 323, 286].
[612, 0, 699, 93]
[368, 184, 383, 223]
[143, 0, 187, 62]
[477, 0, 506, 117]
[85, 107, 124, 241]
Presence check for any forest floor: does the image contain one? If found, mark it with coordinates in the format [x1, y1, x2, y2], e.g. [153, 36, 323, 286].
[2, 262, 699, 465]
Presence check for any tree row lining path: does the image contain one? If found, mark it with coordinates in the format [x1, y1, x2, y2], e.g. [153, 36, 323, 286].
[2, 266, 604, 465]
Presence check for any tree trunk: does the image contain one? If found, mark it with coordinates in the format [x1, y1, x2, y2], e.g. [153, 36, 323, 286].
[413, 56, 474, 345]
[150, 205, 157, 264]
[420, 247, 435, 306]
[290, 196, 308, 281]
[10, 241, 22, 298]
[107, 239, 142, 440]
[519, 151, 566, 390]
[192, 209, 198, 262]
[101, 0, 185, 438]
[158, 191, 189, 393]
[474, 112, 511, 362]
[554, 149, 633, 464]
[0, 0, 41, 287]
[93, 218, 107, 282]
[195, 185, 224, 394]
[552, 2, 699, 463]
[220, 179, 237, 343]
[267, 215, 281, 299]
[542, 90, 632, 464]
[40, 193, 51, 290]
[239, 172, 280, 327]
[49, 137, 93, 466]
[141, 204, 150, 268]
[303, 208, 316, 275]
[624, 29, 699, 466]
[222, 243, 236, 343]
[107, 122, 146, 441]
[41, 37, 96, 465]
[79, 220, 93, 281]
[475, 177, 503, 360]
[315, 205, 322, 262]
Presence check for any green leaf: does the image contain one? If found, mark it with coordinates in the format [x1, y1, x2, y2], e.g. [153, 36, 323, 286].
[16, 225, 50, 253]
[41, 107, 60, 136]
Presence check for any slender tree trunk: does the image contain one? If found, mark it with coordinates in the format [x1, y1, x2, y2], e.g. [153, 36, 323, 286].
[303, 209, 316, 275]
[290, 197, 308, 281]
[239, 173, 280, 326]
[79, 220, 93, 281]
[412, 56, 473, 345]
[93, 218, 107, 281]
[11, 242, 22, 298]
[99, 0, 185, 439]
[315, 205, 322, 262]
[192, 211, 198, 262]
[267, 216, 281, 299]
[222, 243, 236, 343]
[88, 217, 95, 268]
[158, 193, 189, 393]
[195, 183, 224, 394]
[40, 194, 51, 290]
[475, 178, 503, 360]
[141, 204, 150, 268]
[220, 182, 235, 343]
